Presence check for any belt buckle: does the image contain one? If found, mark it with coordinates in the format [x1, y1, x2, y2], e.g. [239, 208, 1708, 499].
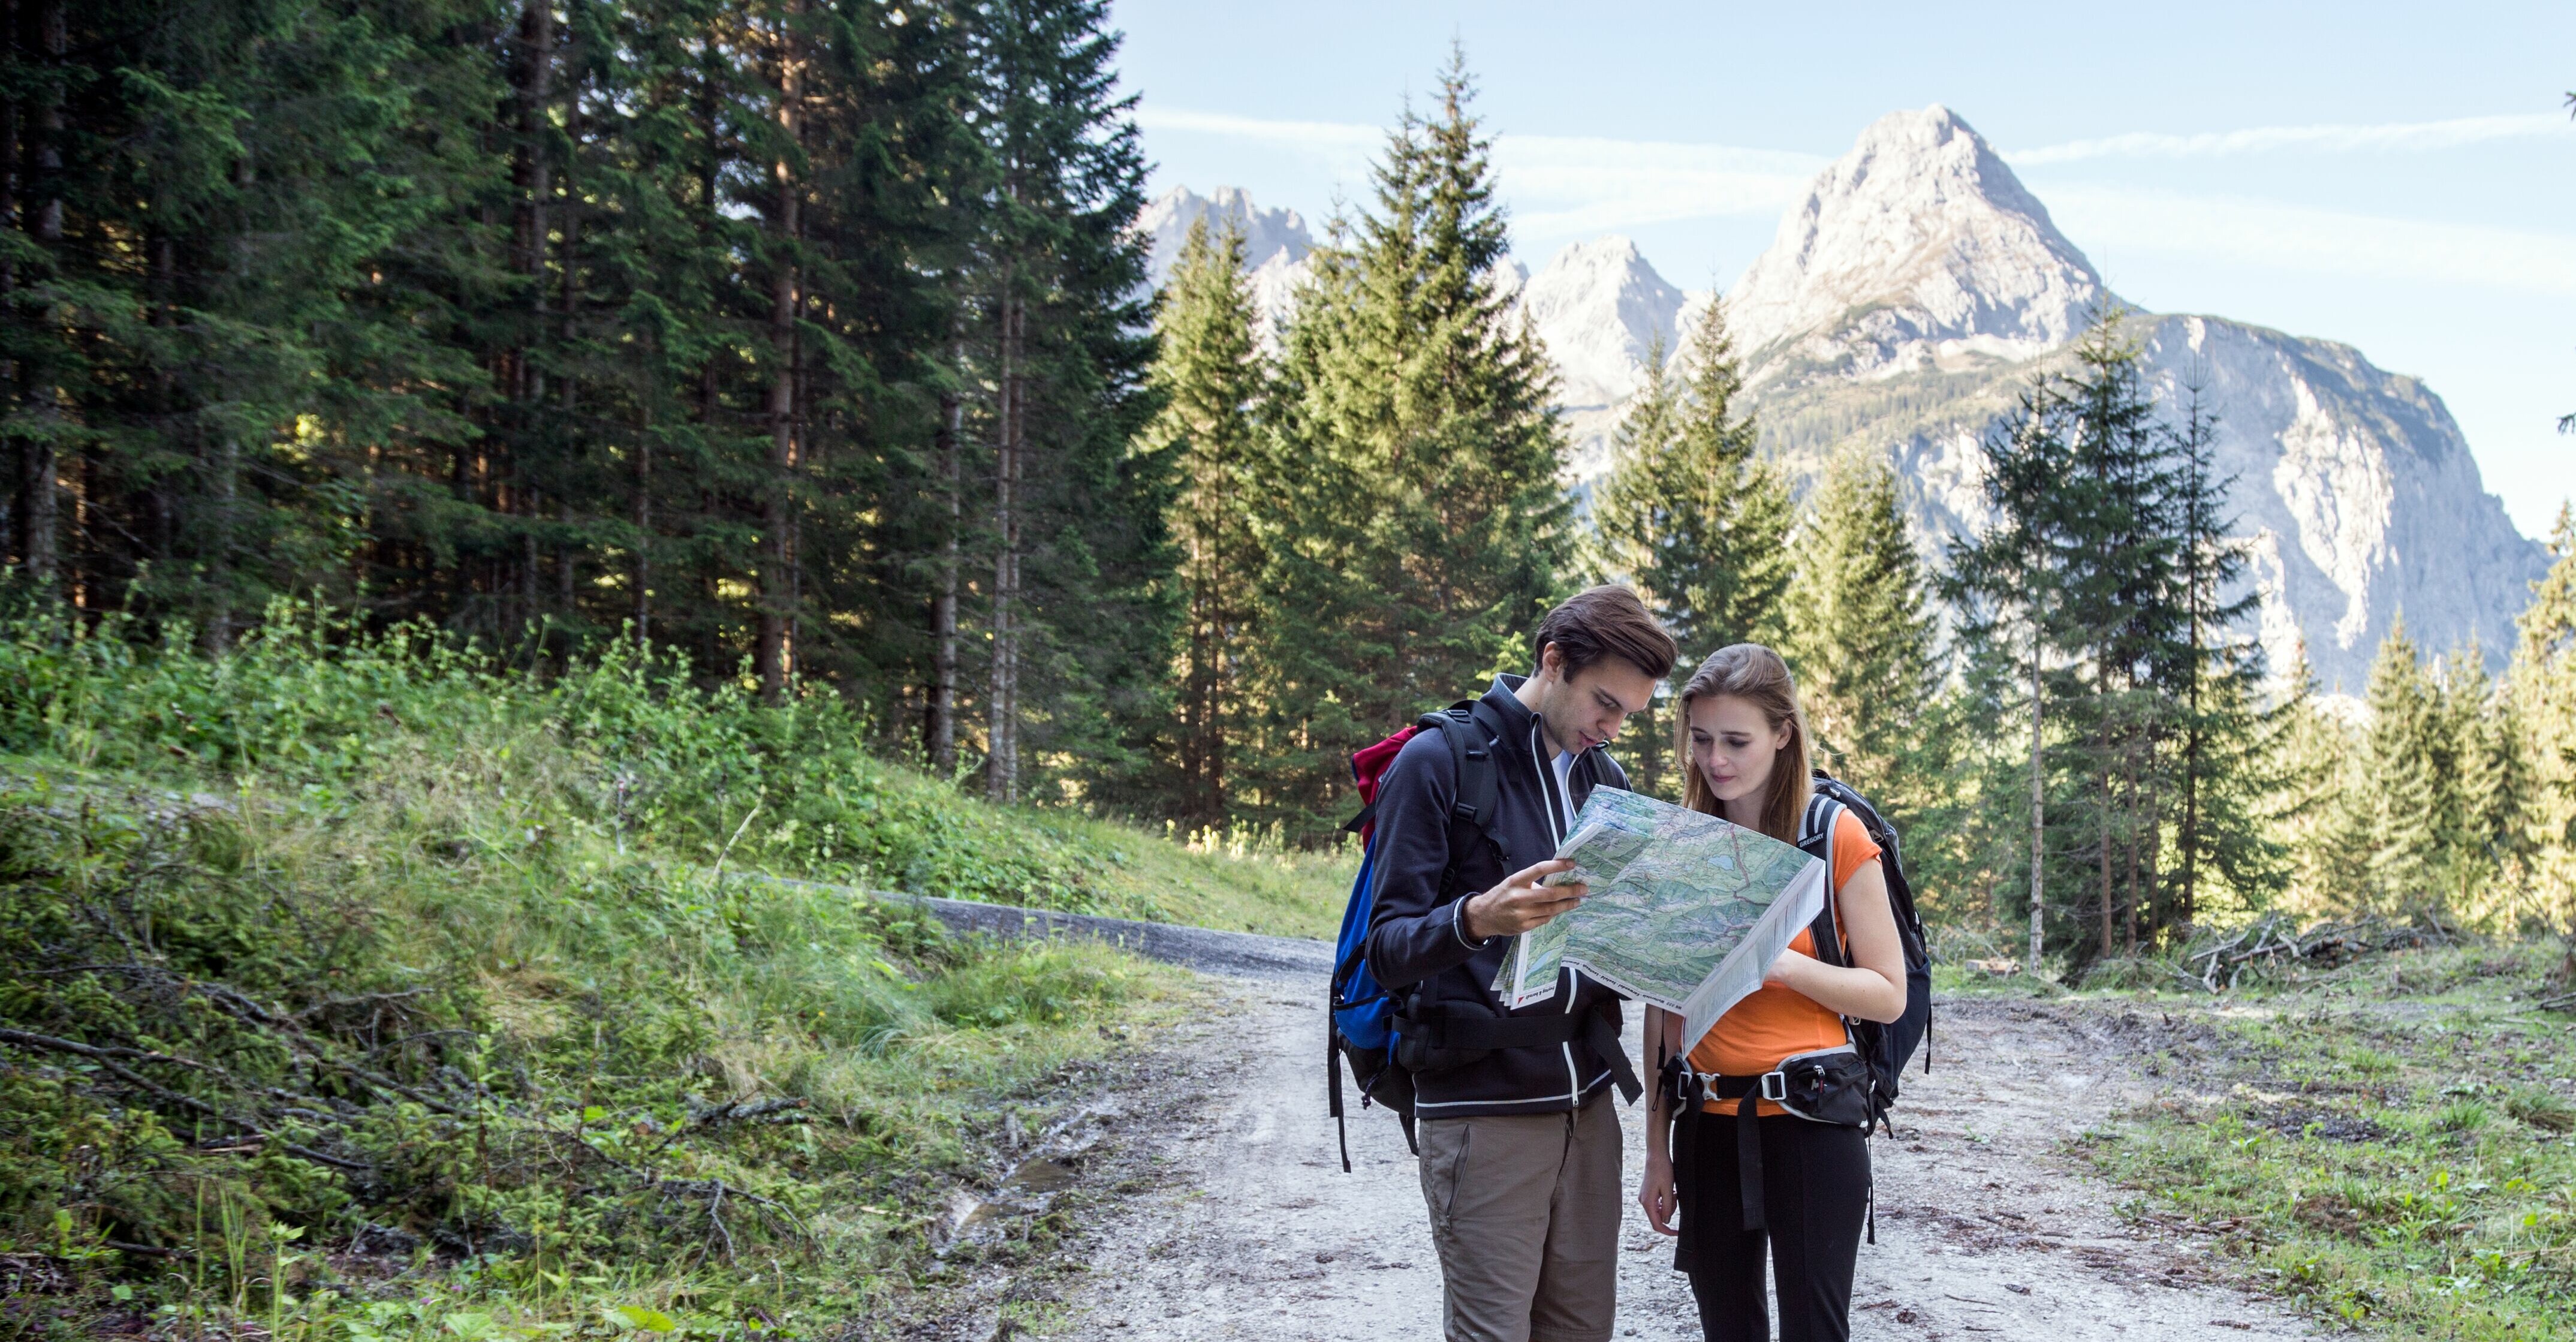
[1758, 1070, 1788, 1102]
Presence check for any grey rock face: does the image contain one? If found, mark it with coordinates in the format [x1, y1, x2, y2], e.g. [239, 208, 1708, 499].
[1137, 186, 1316, 345]
[1725, 106, 2540, 689]
[1138, 102, 2543, 688]
[1726, 105, 2105, 382]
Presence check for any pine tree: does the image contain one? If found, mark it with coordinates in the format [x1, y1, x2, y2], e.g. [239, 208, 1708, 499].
[1140, 216, 1265, 825]
[1595, 300, 1789, 655]
[1785, 448, 1939, 811]
[2363, 616, 2447, 914]
[1248, 48, 1569, 835]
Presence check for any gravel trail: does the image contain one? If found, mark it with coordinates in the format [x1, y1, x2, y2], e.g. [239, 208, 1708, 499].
[902, 902, 2317, 1341]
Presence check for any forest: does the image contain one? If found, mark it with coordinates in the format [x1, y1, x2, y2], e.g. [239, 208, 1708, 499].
[4, 1, 2567, 971]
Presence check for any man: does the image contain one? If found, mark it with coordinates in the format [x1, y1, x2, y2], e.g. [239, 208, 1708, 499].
[1366, 585, 1679, 1342]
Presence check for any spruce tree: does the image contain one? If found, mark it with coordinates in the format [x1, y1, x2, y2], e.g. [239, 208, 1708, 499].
[2363, 616, 2446, 913]
[966, 0, 1161, 804]
[2273, 645, 2369, 913]
[1945, 371, 2086, 974]
[1785, 448, 1939, 810]
[1596, 300, 1790, 655]
[2463, 667, 2538, 925]
[1139, 217, 1266, 825]
[2509, 505, 2576, 928]
[2161, 380, 2276, 928]
[1587, 332, 1682, 799]
[1589, 331, 1679, 595]
[2051, 315, 2182, 961]
[1249, 49, 1569, 835]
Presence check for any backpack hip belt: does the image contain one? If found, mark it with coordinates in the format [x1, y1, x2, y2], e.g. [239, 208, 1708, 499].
[1400, 998, 1643, 1103]
[1659, 1046, 1876, 1241]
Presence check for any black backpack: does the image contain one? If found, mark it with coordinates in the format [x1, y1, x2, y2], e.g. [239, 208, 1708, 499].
[1796, 773, 1933, 1132]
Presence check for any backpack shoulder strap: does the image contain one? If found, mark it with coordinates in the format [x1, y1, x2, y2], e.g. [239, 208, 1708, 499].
[1800, 792, 1849, 968]
[1418, 699, 1504, 834]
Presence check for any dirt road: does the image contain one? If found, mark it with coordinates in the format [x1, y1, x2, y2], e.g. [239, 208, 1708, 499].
[897, 901, 2316, 1341]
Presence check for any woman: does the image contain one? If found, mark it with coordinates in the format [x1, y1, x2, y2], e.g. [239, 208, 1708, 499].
[1638, 644, 1908, 1342]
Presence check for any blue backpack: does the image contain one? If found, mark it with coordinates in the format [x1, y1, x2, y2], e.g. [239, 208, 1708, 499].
[1325, 700, 1503, 1171]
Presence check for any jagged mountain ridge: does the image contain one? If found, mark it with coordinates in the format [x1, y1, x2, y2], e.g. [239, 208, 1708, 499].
[1135, 108, 2542, 688]
[1134, 187, 1315, 344]
[1723, 106, 2541, 690]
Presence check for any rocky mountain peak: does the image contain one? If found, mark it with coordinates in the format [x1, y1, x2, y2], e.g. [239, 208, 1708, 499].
[1519, 236, 1685, 411]
[1137, 186, 1318, 346]
[1725, 104, 2104, 380]
[1137, 185, 1312, 276]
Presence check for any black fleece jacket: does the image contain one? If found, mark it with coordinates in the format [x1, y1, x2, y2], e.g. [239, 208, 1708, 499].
[1363, 674, 1631, 1118]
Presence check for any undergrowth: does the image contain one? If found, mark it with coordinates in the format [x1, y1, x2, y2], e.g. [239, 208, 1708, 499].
[2075, 942, 2576, 1340]
[0, 602, 1318, 1340]
[0, 601, 1349, 935]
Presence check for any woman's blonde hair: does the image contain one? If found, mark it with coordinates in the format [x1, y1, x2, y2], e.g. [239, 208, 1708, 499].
[1675, 643, 1813, 844]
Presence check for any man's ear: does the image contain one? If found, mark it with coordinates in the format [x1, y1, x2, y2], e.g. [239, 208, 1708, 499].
[1536, 642, 1563, 684]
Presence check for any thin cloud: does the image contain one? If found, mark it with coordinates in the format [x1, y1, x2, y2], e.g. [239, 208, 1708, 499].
[2042, 185, 2576, 297]
[1132, 106, 1384, 151]
[1135, 106, 1821, 238]
[2010, 113, 2571, 164]
[1498, 136, 1821, 237]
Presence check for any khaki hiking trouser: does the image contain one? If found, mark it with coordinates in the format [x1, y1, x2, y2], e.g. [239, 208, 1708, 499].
[1416, 1093, 1622, 1342]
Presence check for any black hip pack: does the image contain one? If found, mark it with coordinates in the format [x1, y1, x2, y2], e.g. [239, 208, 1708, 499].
[1661, 1043, 1875, 1239]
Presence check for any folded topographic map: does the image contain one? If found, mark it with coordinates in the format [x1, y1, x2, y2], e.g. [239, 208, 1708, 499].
[1494, 787, 1826, 1049]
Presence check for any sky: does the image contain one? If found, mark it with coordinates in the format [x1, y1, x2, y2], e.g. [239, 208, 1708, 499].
[1108, 0, 2576, 539]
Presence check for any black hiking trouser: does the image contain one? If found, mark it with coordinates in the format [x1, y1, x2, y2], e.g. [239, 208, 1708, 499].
[1672, 1111, 1869, 1342]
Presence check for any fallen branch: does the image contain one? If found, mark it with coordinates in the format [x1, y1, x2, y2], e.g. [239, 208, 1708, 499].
[0, 1028, 375, 1174]
[689, 1097, 808, 1127]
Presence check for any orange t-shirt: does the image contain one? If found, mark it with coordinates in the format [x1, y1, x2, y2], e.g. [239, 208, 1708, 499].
[1687, 808, 1881, 1115]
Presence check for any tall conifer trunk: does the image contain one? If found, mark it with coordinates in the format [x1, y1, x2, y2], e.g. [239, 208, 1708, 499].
[929, 339, 962, 774]
[2028, 638, 2045, 975]
[19, 0, 63, 589]
[1, 0, 17, 566]
[2180, 447, 2207, 928]
[515, 0, 552, 402]
[987, 282, 1021, 802]
[758, 8, 802, 702]
[632, 408, 650, 645]
[2099, 738, 2115, 962]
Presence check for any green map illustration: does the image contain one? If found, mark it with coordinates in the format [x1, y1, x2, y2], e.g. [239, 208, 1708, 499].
[1495, 787, 1827, 1048]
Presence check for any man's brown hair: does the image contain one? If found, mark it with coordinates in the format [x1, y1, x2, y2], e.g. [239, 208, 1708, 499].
[1530, 585, 1679, 682]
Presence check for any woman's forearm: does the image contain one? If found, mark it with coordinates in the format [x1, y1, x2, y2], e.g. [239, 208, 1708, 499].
[1778, 955, 1906, 1024]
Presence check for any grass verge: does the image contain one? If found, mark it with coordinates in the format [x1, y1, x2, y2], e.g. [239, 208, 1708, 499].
[0, 768, 1192, 1341]
[2070, 943, 2576, 1340]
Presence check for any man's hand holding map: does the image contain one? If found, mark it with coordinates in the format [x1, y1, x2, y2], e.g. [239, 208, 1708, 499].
[1492, 787, 1827, 1049]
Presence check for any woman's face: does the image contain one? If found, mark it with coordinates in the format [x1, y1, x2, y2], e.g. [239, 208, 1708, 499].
[1688, 693, 1790, 807]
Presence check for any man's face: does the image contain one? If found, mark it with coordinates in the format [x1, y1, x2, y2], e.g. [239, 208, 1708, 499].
[1532, 645, 1659, 756]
